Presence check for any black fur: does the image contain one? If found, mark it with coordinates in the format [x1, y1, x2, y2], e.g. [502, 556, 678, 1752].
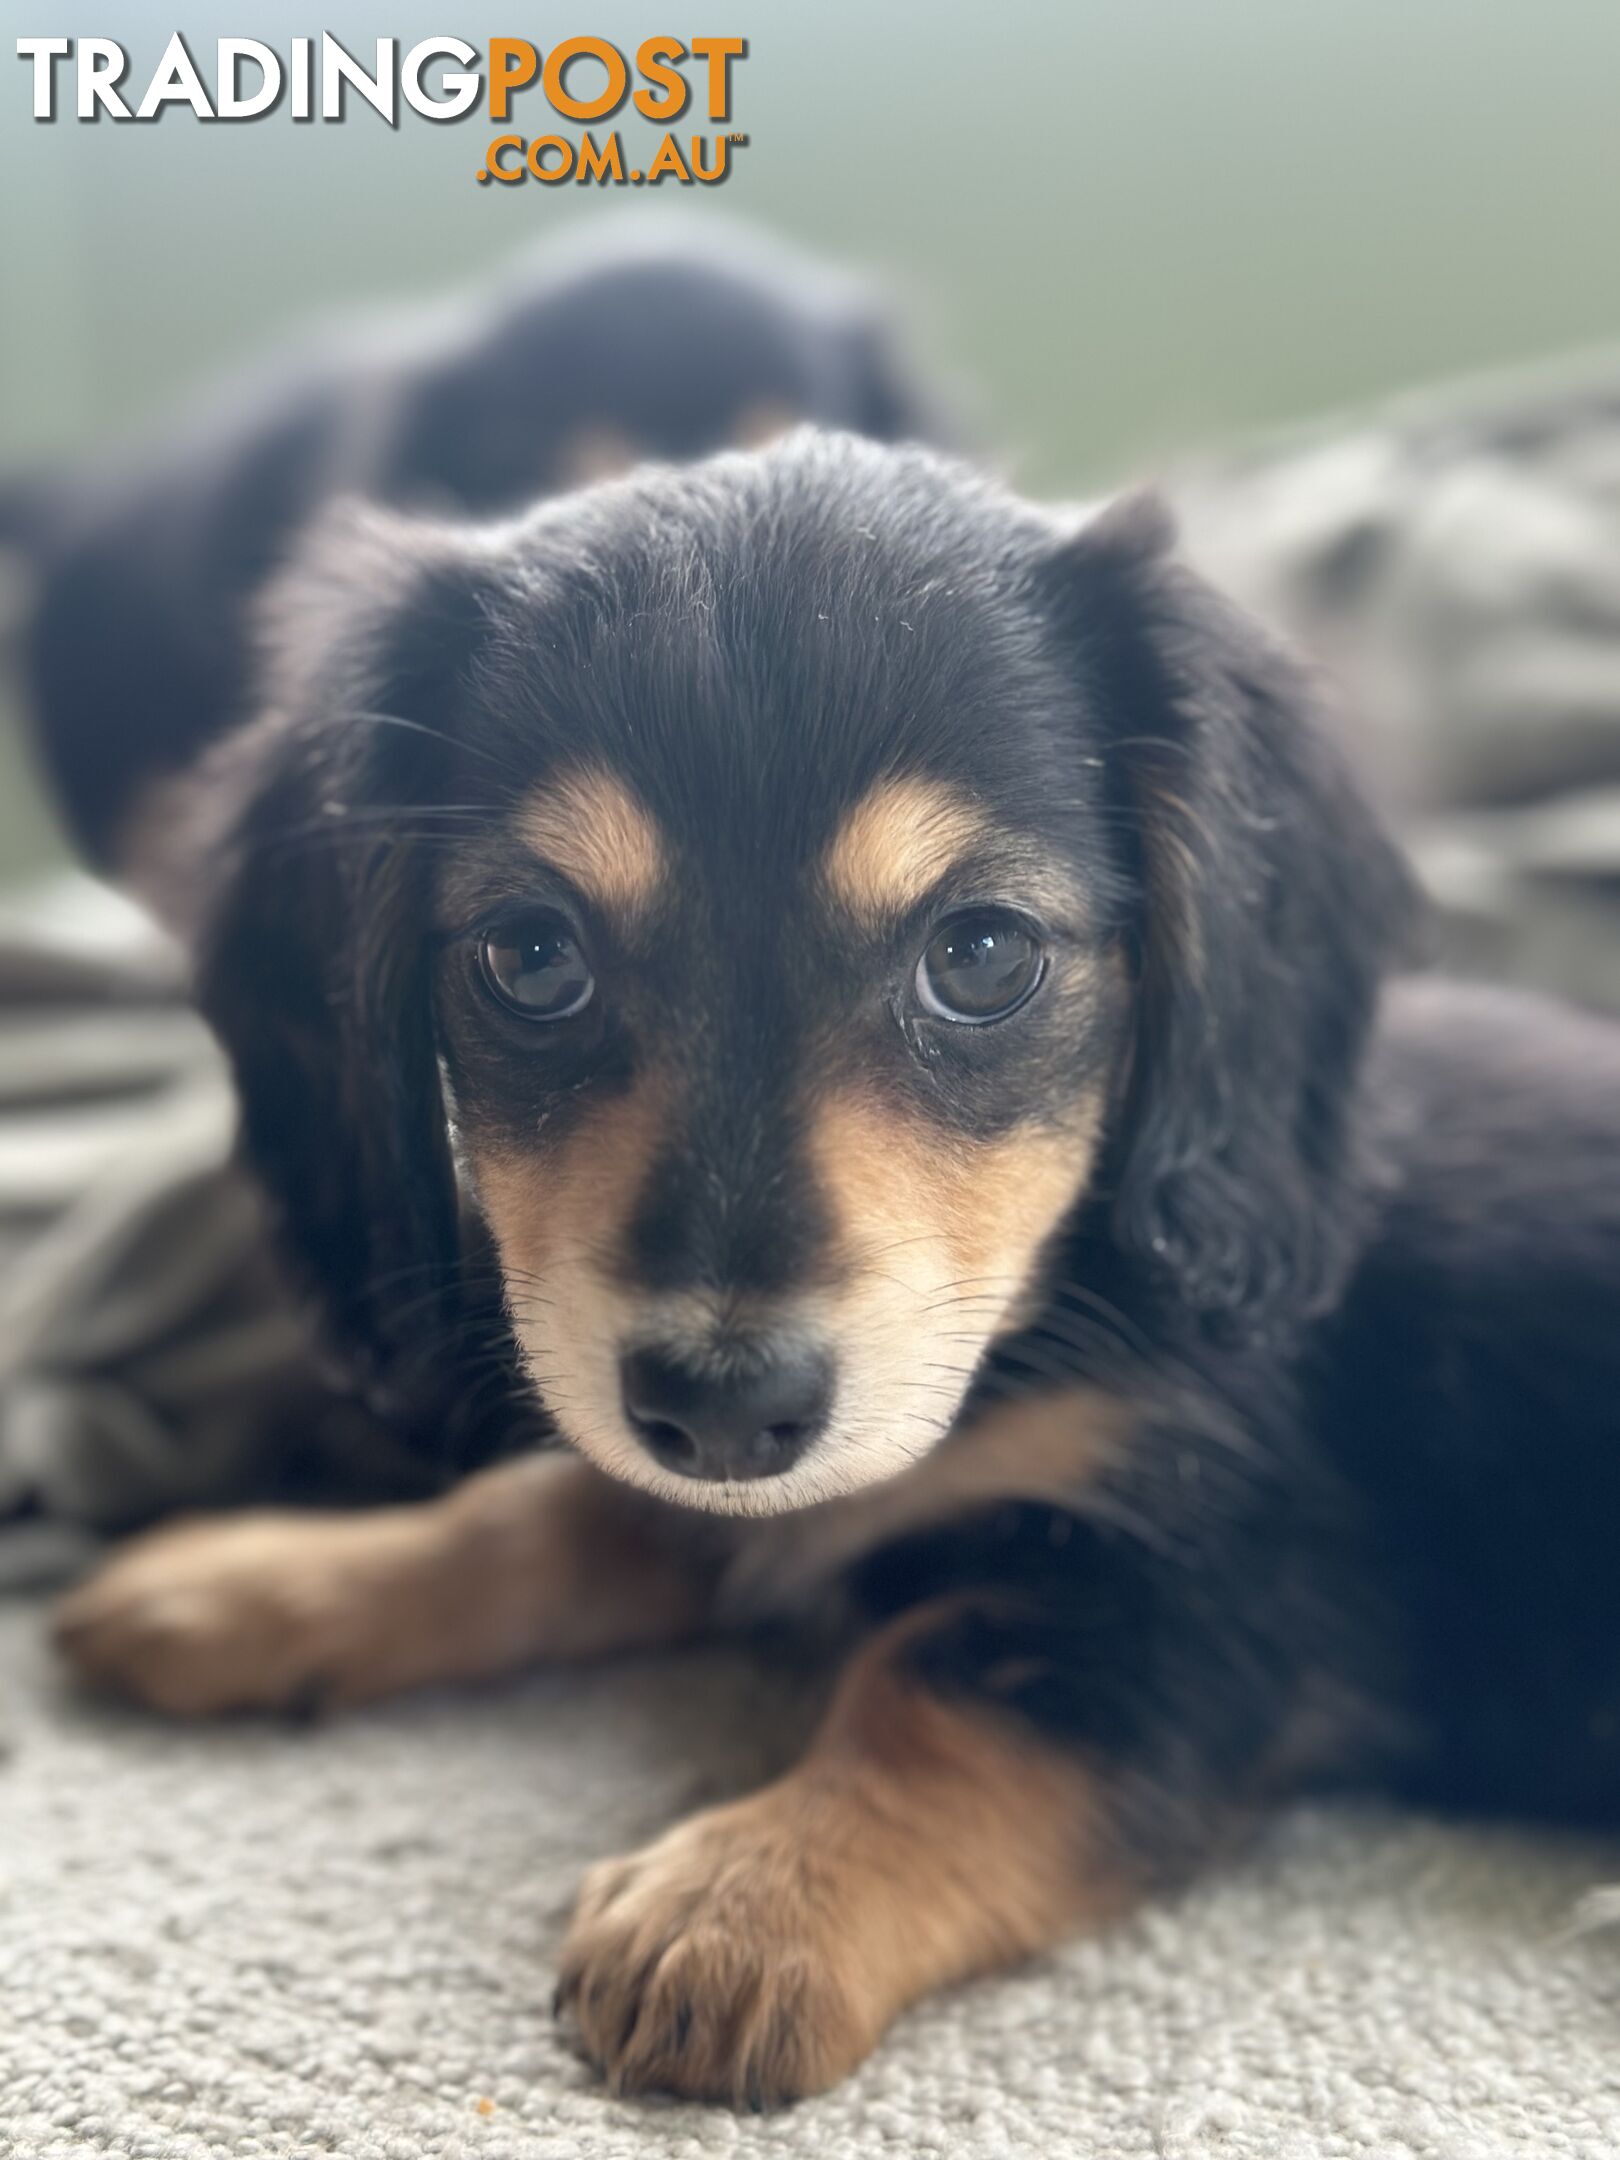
[1050, 497, 1412, 1329]
[146, 431, 1620, 1886]
[5, 225, 951, 869]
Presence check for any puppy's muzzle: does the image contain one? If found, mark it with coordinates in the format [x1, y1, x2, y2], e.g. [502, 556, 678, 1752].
[619, 1340, 834, 1484]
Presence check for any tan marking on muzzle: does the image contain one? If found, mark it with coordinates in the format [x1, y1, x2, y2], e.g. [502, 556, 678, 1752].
[476, 1071, 667, 1286]
[518, 768, 668, 921]
[754, 1085, 1108, 1502]
[473, 1075, 674, 1486]
[473, 1053, 1110, 1517]
[821, 776, 989, 929]
[811, 1088, 1101, 1287]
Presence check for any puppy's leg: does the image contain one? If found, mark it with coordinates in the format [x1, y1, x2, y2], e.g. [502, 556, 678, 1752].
[555, 1597, 1137, 2106]
[54, 1452, 715, 1716]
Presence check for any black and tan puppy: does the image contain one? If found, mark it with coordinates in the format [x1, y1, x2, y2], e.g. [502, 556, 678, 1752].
[5, 224, 947, 876]
[57, 434, 1620, 2106]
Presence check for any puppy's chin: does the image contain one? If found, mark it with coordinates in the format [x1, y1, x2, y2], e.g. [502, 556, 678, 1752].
[542, 1403, 961, 1520]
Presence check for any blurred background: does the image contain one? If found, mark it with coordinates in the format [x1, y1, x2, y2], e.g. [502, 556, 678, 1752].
[5, 0, 1620, 889]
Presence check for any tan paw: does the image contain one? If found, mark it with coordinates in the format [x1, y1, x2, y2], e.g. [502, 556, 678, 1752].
[53, 1510, 430, 1717]
[555, 1793, 887, 2107]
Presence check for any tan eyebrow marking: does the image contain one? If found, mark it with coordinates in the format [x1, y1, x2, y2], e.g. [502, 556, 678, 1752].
[822, 776, 990, 927]
[518, 768, 668, 917]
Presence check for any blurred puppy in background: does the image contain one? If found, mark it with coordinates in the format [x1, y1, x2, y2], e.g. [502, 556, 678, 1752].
[24, 247, 1620, 2112]
[2, 222, 952, 881]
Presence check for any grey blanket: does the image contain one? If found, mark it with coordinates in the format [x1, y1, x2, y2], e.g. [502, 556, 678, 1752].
[0, 881, 425, 1579]
[3, 354, 1620, 1553]
[1176, 355, 1620, 1009]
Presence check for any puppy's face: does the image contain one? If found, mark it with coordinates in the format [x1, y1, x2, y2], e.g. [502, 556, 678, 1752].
[217, 437, 1406, 1506]
[428, 441, 1132, 1513]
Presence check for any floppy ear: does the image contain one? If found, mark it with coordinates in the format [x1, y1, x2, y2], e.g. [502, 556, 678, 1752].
[1042, 493, 1416, 1332]
[191, 504, 495, 1412]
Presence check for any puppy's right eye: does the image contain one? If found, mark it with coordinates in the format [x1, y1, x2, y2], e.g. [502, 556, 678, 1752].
[478, 912, 595, 1021]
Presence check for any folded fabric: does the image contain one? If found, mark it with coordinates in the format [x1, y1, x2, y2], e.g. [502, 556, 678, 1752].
[1175, 354, 1620, 1012]
[0, 878, 431, 1566]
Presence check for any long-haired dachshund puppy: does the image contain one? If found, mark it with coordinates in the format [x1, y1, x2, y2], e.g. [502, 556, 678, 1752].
[56, 433, 1620, 2106]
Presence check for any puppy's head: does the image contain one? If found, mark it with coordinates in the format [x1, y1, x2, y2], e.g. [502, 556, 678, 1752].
[201, 435, 1410, 1514]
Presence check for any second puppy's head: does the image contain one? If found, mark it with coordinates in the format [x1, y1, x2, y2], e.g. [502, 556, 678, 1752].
[201, 435, 1409, 1513]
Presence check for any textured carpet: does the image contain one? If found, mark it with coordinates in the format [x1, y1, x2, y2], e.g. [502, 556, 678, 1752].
[3, 1599, 1619, 2160]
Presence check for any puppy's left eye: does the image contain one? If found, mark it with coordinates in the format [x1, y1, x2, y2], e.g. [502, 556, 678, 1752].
[478, 911, 595, 1020]
[916, 910, 1044, 1023]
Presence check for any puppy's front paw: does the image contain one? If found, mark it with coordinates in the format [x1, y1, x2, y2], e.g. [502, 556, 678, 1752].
[556, 1794, 885, 2106]
[54, 1511, 429, 1717]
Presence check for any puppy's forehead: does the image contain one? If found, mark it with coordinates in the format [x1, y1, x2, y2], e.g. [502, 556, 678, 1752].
[466, 437, 1117, 917]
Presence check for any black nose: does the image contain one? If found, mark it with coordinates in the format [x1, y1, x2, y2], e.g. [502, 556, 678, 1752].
[619, 1343, 833, 1483]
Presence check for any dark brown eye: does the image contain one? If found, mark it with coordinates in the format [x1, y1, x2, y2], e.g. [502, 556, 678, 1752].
[478, 911, 595, 1021]
[916, 911, 1044, 1024]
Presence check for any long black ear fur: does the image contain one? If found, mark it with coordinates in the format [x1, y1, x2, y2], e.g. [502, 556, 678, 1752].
[1044, 493, 1417, 1334]
[193, 505, 494, 1412]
